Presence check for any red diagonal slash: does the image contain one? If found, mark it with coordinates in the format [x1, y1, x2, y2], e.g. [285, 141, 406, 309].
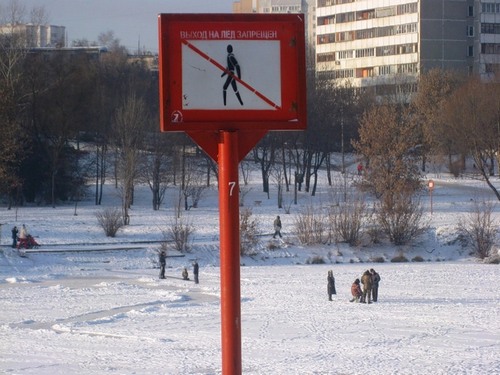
[182, 39, 281, 110]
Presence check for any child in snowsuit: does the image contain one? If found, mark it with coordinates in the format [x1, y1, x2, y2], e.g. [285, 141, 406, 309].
[350, 278, 362, 303]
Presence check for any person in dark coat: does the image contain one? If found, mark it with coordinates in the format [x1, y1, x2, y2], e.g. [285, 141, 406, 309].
[350, 278, 362, 302]
[327, 270, 336, 301]
[273, 215, 282, 239]
[361, 270, 372, 304]
[370, 268, 381, 302]
[11, 226, 18, 248]
[193, 261, 199, 284]
[159, 250, 166, 279]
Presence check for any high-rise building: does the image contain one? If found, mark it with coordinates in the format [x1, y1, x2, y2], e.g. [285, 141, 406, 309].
[233, 0, 316, 54]
[316, 0, 500, 96]
[233, 0, 302, 14]
[477, 1, 500, 80]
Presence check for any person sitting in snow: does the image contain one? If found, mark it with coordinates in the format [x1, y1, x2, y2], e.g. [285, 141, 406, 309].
[350, 278, 362, 303]
[182, 267, 190, 281]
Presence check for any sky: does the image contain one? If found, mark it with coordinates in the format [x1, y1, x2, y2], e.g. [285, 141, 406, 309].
[16, 0, 236, 53]
[1, 157, 499, 374]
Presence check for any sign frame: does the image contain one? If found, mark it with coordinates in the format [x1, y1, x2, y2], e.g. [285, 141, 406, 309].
[158, 13, 307, 132]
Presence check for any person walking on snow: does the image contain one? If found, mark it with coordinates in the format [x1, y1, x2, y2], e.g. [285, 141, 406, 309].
[273, 215, 282, 239]
[327, 270, 336, 301]
[159, 250, 166, 279]
[193, 261, 199, 284]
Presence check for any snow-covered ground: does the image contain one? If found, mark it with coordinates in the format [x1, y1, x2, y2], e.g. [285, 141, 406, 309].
[0, 166, 499, 374]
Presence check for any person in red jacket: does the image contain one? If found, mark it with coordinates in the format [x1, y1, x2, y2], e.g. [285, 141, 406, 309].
[350, 278, 362, 302]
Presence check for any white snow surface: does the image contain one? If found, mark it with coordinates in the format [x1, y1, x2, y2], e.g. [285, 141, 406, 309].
[1, 166, 499, 375]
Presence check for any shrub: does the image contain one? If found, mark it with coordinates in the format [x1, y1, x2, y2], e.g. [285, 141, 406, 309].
[295, 205, 327, 245]
[412, 255, 424, 262]
[329, 194, 366, 246]
[371, 256, 385, 263]
[96, 207, 124, 237]
[240, 208, 260, 255]
[376, 193, 427, 246]
[163, 215, 194, 253]
[391, 255, 409, 262]
[457, 200, 497, 259]
[485, 256, 499, 264]
[307, 255, 325, 264]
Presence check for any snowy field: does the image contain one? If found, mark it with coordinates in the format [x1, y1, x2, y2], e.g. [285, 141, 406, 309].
[0, 166, 499, 374]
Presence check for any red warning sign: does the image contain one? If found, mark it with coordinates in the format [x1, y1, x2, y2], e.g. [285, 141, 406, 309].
[158, 13, 307, 132]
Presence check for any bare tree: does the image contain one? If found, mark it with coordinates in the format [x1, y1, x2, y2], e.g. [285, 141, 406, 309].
[353, 103, 422, 200]
[412, 68, 465, 171]
[253, 134, 276, 196]
[270, 165, 284, 209]
[29, 6, 49, 25]
[140, 132, 175, 210]
[113, 93, 148, 224]
[441, 77, 500, 200]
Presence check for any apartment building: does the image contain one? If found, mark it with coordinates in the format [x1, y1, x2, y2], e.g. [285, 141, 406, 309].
[233, 0, 302, 14]
[0, 23, 65, 48]
[477, 1, 500, 79]
[233, 0, 316, 56]
[316, 0, 500, 95]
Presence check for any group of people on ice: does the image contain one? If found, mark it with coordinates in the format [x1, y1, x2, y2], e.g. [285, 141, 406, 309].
[11, 224, 39, 250]
[158, 249, 199, 284]
[327, 268, 381, 303]
[349, 269, 381, 303]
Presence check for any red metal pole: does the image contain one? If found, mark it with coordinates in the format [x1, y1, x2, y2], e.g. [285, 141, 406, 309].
[218, 130, 242, 375]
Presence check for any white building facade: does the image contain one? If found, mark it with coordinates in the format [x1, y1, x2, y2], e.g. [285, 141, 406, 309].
[477, 1, 500, 79]
[316, 0, 500, 93]
[233, 0, 316, 47]
[0, 24, 65, 48]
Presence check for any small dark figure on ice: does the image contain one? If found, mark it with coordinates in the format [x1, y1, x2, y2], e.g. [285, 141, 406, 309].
[327, 270, 336, 301]
[159, 250, 166, 279]
[193, 261, 199, 284]
[11, 226, 18, 248]
[182, 267, 190, 281]
[370, 268, 381, 302]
